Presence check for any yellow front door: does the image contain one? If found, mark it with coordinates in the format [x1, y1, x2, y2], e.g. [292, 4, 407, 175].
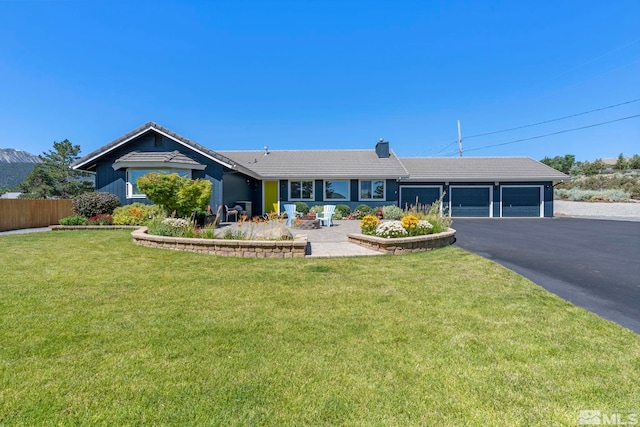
[263, 181, 279, 214]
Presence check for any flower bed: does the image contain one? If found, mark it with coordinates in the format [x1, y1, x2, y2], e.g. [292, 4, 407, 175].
[347, 228, 456, 254]
[131, 227, 308, 258]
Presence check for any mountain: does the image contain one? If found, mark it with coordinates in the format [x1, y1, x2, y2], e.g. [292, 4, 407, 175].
[0, 149, 40, 190]
[0, 148, 40, 163]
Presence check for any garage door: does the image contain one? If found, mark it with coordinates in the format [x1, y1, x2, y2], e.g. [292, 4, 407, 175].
[450, 187, 491, 217]
[502, 187, 541, 217]
[400, 187, 441, 211]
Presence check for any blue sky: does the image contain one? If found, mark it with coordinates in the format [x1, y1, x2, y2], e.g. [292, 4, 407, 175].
[0, 1, 638, 162]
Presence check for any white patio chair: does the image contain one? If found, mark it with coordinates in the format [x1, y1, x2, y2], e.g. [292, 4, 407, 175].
[283, 204, 297, 226]
[316, 205, 336, 227]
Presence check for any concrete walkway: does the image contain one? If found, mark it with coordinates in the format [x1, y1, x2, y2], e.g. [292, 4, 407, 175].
[290, 220, 382, 258]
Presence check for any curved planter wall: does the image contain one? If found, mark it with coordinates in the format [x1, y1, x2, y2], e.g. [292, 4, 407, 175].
[347, 228, 456, 254]
[131, 227, 308, 258]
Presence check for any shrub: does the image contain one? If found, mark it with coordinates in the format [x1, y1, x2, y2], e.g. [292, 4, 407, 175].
[382, 205, 403, 220]
[351, 204, 373, 219]
[294, 202, 309, 215]
[423, 214, 452, 234]
[555, 188, 630, 202]
[146, 217, 195, 237]
[59, 215, 88, 226]
[309, 205, 324, 215]
[355, 204, 372, 214]
[221, 228, 247, 240]
[375, 221, 408, 238]
[72, 192, 121, 217]
[200, 225, 217, 239]
[359, 214, 380, 235]
[335, 204, 351, 219]
[112, 203, 166, 226]
[86, 214, 113, 226]
[137, 172, 212, 217]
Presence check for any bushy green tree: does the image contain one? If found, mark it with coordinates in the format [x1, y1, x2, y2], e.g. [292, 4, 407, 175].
[137, 172, 212, 218]
[19, 139, 94, 198]
[614, 153, 629, 171]
[540, 154, 575, 174]
[629, 154, 640, 170]
[582, 159, 606, 176]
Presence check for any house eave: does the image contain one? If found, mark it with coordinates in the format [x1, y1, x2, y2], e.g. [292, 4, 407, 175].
[399, 176, 570, 183]
[72, 124, 236, 171]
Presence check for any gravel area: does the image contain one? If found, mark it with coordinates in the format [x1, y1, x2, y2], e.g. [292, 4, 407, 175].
[554, 200, 640, 222]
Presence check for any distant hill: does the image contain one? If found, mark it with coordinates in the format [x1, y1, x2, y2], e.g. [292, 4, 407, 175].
[0, 148, 40, 190]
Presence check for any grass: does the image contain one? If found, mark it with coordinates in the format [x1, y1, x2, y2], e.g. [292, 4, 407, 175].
[1, 230, 639, 425]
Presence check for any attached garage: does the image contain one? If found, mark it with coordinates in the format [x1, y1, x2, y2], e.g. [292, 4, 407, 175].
[501, 186, 543, 217]
[450, 186, 492, 217]
[399, 186, 442, 211]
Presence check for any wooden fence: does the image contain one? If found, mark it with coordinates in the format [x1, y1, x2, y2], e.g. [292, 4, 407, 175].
[0, 199, 73, 232]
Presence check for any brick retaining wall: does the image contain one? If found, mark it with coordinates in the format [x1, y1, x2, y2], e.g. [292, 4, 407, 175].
[347, 228, 456, 254]
[131, 227, 308, 258]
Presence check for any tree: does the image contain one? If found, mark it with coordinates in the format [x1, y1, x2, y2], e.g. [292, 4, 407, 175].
[540, 154, 575, 174]
[136, 172, 212, 218]
[582, 159, 606, 176]
[629, 154, 640, 170]
[614, 153, 629, 171]
[19, 139, 94, 198]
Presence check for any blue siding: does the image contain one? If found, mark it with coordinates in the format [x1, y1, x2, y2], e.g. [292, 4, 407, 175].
[399, 186, 441, 210]
[278, 178, 399, 212]
[92, 129, 228, 208]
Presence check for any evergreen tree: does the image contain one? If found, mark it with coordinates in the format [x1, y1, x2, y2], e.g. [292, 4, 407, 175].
[19, 140, 94, 198]
[614, 153, 629, 171]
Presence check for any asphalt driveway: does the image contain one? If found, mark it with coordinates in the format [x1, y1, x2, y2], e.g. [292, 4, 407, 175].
[452, 218, 640, 334]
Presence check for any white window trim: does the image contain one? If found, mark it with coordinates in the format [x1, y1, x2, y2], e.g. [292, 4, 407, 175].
[499, 185, 544, 218]
[323, 179, 350, 202]
[288, 179, 314, 201]
[126, 168, 192, 199]
[358, 179, 386, 201]
[449, 185, 494, 218]
[398, 185, 443, 211]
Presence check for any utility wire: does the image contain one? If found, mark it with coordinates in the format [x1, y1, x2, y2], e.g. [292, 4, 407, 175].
[465, 98, 640, 139]
[537, 38, 640, 86]
[464, 113, 640, 153]
[429, 140, 458, 156]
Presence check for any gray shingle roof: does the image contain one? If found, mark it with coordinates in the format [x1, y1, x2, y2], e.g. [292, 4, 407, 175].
[216, 150, 410, 179]
[71, 122, 258, 178]
[71, 121, 570, 183]
[398, 157, 570, 182]
[112, 150, 205, 170]
[114, 150, 200, 165]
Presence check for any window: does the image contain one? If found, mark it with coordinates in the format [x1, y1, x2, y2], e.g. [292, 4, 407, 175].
[359, 180, 385, 200]
[324, 180, 349, 201]
[289, 180, 314, 200]
[126, 169, 190, 198]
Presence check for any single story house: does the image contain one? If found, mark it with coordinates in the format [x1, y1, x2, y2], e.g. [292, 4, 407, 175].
[71, 122, 569, 218]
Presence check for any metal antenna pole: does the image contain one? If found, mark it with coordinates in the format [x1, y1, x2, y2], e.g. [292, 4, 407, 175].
[457, 120, 463, 157]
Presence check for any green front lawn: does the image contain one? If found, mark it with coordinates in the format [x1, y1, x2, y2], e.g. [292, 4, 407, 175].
[1, 230, 638, 425]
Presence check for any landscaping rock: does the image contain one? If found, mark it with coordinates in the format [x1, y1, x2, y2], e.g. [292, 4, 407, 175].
[255, 225, 294, 240]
